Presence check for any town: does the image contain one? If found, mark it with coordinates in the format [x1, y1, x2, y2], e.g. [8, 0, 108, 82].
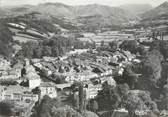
[0, 1, 168, 117]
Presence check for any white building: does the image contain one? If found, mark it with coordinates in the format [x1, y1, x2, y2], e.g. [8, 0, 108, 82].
[40, 82, 57, 98]
[64, 71, 99, 83]
[28, 77, 41, 89]
[111, 108, 128, 117]
[25, 65, 41, 89]
[84, 84, 102, 99]
[0, 85, 38, 102]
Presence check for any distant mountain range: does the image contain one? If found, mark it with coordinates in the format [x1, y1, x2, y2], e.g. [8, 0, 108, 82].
[141, 1, 168, 25]
[0, 3, 140, 27]
[119, 4, 153, 16]
[1, 2, 168, 27]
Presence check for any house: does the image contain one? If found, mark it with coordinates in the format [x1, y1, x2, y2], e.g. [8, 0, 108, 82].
[3, 85, 27, 101]
[0, 69, 21, 80]
[8, 68, 22, 79]
[25, 65, 41, 89]
[28, 77, 41, 89]
[43, 56, 58, 62]
[40, 82, 57, 98]
[0, 85, 38, 117]
[111, 108, 129, 117]
[100, 76, 116, 87]
[160, 110, 168, 117]
[64, 71, 99, 83]
[0, 58, 11, 77]
[55, 83, 72, 90]
[1, 85, 37, 101]
[0, 57, 10, 69]
[100, 70, 113, 76]
[84, 83, 102, 99]
[3, 85, 38, 102]
[22, 93, 38, 102]
[118, 67, 124, 76]
[31, 58, 41, 64]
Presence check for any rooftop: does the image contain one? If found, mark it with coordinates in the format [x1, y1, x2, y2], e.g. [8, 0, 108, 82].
[40, 82, 55, 87]
[4, 85, 30, 95]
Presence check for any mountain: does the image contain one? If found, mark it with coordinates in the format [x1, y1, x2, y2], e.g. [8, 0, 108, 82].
[0, 9, 7, 18]
[29, 3, 138, 26]
[1, 5, 34, 17]
[0, 3, 138, 27]
[141, 1, 168, 25]
[30, 3, 75, 18]
[74, 4, 138, 26]
[119, 4, 153, 16]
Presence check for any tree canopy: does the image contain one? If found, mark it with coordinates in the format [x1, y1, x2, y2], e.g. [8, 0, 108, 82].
[0, 22, 14, 57]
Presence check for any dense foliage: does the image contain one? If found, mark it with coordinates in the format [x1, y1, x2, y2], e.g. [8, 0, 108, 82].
[0, 22, 14, 57]
[0, 101, 14, 116]
[17, 36, 94, 59]
[125, 91, 158, 117]
[6, 13, 60, 34]
[95, 83, 129, 111]
[119, 40, 138, 54]
[31, 95, 97, 117]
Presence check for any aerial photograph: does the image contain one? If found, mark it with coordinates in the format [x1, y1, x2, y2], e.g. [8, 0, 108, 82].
[0, 0, 168, 117]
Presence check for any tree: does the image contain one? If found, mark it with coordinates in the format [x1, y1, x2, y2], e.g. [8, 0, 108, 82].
[21, 67, 26, 77]
[0, 23, 13, 57]
[90, 100, 99, 112]
[100, 41, 105, 47]
[31, 95, 62, 117]
[0, 22, 13, 43]
[125, 91, 158, 117]
[137, 45, 147, 56]
[122, 65, 139, 89]
[79, 83, 84, 113]
[159, 83, 168, 110]
[149, 40, 160, 50]
[70, 82, 86, 112]
[117, 84, 130, 99]
[109, 41, 118, 52]
[21, 42, 36, 58]
[142, 50, 163, 84]
[34, 46, 43, 58]
[137, 50, 163, 98]
[59, 46, 66, 56]
[150, 40, 168, 59]
[73, 92, 79, 109]
[96, 84, 122, 111]
[43, 46, 52, 56]
[0, 101, 14, 116]
[160, 40, 168, 59]
[32, 87, 41, 101]
[0, 40, 13, 57]
[52, 46, 59, 57]
[119, 40, 138, 54]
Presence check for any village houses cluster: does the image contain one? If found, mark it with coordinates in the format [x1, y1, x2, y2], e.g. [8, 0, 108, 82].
[0, 29, 153, 117]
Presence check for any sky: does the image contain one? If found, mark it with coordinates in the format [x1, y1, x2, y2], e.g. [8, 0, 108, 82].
[0, 0, 167, 7]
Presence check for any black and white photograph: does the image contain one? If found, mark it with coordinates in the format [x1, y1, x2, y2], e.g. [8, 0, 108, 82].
[0, 0, 168, 117]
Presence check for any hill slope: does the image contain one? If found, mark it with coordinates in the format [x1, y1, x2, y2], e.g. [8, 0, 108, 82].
[119, 4, 153, 16]
[75, 4, 137, 25]
[1, 3, 138, 27]
[141, 1, 168, 25]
